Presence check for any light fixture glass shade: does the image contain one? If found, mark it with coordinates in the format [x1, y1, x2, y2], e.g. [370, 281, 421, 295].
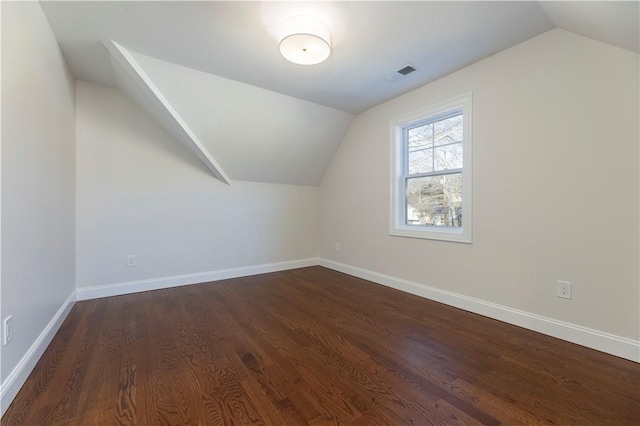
[279, 15, 331, 65]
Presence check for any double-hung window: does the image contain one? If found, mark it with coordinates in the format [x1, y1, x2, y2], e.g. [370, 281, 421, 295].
[390, 93, 472, 243]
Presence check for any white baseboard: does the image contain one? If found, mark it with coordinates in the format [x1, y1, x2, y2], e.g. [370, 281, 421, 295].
[319, 258, 640, 363]
[76, 258, 320, 301]
[0, 289, 77, 416]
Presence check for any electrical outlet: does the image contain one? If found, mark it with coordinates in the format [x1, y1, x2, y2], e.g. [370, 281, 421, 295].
[335, 242, 341, 252]
[557, 281, 572, 299]
[3, 316, 13, 345]
[126, 255, 136, 267]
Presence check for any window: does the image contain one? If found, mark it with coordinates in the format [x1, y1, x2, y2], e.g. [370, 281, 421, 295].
[390, 93, 472, 243]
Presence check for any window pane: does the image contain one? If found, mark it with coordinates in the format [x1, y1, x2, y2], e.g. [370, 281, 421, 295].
[406, 173, 462, 227]
[434, 114, 463, 146]
[408, 123, 433, 150]
[408, 148, 433, 174]
[434, 142, 463, 171]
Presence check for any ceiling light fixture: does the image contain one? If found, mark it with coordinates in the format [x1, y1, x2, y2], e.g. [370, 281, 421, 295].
[279, 15, 331, 65]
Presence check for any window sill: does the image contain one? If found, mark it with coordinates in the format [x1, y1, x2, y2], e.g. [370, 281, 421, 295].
[390, 226, 472, 243]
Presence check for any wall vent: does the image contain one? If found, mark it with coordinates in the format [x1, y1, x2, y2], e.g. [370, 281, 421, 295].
[385, 64, 417, 82]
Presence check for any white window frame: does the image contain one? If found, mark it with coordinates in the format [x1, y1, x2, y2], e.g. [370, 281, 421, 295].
[390, 93, 472, 243]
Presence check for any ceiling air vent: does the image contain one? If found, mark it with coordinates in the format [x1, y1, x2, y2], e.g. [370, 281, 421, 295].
[397, 65, 416, 75]
[385, 64, 417, 83]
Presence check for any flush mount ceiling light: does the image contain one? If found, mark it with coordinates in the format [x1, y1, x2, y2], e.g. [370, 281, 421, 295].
[279, 15, 331, 65]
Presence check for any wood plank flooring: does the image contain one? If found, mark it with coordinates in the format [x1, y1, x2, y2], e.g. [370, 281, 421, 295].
[3, 266, 639, 425]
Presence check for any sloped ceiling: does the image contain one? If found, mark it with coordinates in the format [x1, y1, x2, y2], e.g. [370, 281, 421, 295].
[121, 47, 354, 185]
[40, 1, 639, 185]
[105, 40, 232, 184]
[539, 1, 639, 53]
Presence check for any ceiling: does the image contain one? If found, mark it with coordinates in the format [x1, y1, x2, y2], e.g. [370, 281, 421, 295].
[105, 40, 354, 185]
[39, 1, 640, 114]
[39, 1, 639, 185]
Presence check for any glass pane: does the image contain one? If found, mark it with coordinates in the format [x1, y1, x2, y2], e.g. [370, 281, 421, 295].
[408, 148, 433, 174]
[408, 123, 433, 150]
[434, 143, 463, 171]
[434, 114, 463, 146]
[406, 173, 463, 227]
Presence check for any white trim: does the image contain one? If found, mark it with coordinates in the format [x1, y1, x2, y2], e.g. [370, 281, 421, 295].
[102, 40, 231, 185]
[1, 290, 77, 416]
[319, 258, 640, 363]
[390, 93, 473, 243]
[76, 258, 320, 301]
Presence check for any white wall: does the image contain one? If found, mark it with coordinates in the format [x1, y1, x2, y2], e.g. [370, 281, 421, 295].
[1, 0, 76, 402]
[320, 29, 639, 341]
[76, 81, 319, 289]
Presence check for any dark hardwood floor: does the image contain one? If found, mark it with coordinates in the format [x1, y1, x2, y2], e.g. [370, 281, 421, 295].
[3, 266, 639, 425]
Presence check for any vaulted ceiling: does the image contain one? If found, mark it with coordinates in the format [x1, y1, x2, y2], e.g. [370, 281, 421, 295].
[40, 1, 639, 185]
